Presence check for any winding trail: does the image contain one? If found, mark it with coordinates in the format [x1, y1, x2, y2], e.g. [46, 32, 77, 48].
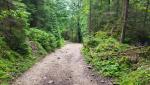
[12, 43, 112, 85]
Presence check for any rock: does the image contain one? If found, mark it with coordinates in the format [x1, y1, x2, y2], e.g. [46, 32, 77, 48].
[113, 84, 120, 85]
[74, 84, 79, 85]
[57, 57, 61, 59]
[91, 74, 95, 76]
[113, 82, 120, 85]
[43, 77, 47, 79]
[66, 76, 72, 80]
[87, 66, 92, 69]
[65, 78, 70, 80]
[48, 80, 54, 84]
[100, 80, 105, 83]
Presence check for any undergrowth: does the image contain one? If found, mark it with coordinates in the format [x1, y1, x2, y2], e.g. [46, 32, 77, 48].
[82, 31, 150, 85]
[0, 28, 64, 85]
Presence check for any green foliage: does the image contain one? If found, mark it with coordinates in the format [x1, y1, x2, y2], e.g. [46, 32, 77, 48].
[4, 28, 30, 55]
[0, 39, 30, 83]
[120, 68, 150, 85]
[80, 0, 150, 44]
[82, 31, 150, 84]
[29, 41, 47, 57]
[83, 32, 130, 77]
[0, 59, 12, 80]
[0, 28, 63, 84]
[22, 0, 65, 34]
[0, 0, 30, 55]
[27, 28, 58, 52]
[0, 0, 64, 84]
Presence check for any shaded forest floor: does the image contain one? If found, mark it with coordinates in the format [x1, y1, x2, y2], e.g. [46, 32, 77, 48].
[12, 43, 112, 85]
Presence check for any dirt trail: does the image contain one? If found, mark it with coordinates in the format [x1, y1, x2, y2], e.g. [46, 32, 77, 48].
[12, 43, 112, 85]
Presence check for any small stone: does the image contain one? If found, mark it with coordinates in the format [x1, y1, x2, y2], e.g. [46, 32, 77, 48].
[87, 66, 92, 69]
[113, 82, 120, 85]
[57, 57, 61, 59]
[91, 74, 95, 76]
[65, 78, 69, 80]
[100, 80, 105, 83]
[43, 77, 47, 79]
[48, 80, 54, 84]
[74, 84, 79, 85]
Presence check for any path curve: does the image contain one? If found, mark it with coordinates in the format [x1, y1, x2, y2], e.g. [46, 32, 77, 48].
[12, 43, 112, 85]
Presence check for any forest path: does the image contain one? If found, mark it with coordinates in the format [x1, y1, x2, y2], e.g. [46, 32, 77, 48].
[12, 43, 112, 85]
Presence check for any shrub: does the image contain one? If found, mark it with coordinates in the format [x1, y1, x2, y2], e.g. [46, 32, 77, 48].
[27, 28, 58, 52]
[120, 68, 150, 85]
[0, 38, 47, 84]
[0, 37, 8, 57]
[0, 28, 63, 84]
[0, 59, 12, 80]
[29, 41, 47, 57]
[0, 0, 30, 55]
[0, 17, 30, 55]
[82, 31, 150, 84]
[82, 31, 130, 77]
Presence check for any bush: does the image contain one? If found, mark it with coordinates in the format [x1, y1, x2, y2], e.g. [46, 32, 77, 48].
[27, 28, 58, 52]
[82, 32, 130, 77]
[0, 28, 64, 84]
[120, 68, 150, 85]
[82, 31, 150, 84]
[0, 0, 30, 55]
[0, 38, 46, 84]
[0, 37, 24, 83]
[29, 41, 47, 57]
[0, 16, 30, 55]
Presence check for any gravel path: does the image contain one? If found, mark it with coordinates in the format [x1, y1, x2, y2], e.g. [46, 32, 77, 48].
[12, 43, 112, 85]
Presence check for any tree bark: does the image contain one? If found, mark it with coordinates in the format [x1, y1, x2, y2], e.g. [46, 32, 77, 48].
[120, 0, 129, 43]
[89, 0, 92, 33]
[143, 0, 149, 26]
[108, 0, 111, 11]
[115, 0, 119, 17]
[77, 0, 82, 43]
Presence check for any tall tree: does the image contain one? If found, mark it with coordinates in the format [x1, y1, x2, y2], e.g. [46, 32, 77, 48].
[120, 0, 129, 43]
[77, 0, 82, 43]
[143, 0, 149, 26]
[89, 0, 92, 33]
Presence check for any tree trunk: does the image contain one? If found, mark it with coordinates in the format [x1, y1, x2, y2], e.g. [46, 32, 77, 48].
[89, 0, 92, 33]
[143, 0, 149, 26]
[115, 0, 119, 17]
[120, 0, 129, 43]
[77, 0, 82, 43]
[108, 0, 111, 11]
[77, 17, 82, 43]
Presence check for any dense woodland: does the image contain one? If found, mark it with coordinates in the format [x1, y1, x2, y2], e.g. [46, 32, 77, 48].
[0, 0, 150, 85]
